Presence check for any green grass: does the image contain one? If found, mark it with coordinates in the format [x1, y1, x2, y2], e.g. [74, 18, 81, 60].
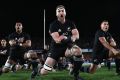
[0, 67, 120, 80]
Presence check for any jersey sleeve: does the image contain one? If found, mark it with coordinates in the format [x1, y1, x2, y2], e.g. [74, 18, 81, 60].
[8, 33, 14, 40]
[49, 23, 59, 34]
[97, 30, 105, 37]
[25, 34, 31, 40]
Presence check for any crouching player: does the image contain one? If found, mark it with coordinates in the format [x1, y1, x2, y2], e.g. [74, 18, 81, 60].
[40, 5, 83, 80]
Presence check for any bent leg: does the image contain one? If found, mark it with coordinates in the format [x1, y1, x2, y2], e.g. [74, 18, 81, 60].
[40, 57, 56, 75]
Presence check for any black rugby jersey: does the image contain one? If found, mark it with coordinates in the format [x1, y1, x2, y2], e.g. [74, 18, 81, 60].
[0, 45, 9, 57]
[8, 32, 31, 49]
[93, 29, 112, 53]
[49, 20, 76, 47]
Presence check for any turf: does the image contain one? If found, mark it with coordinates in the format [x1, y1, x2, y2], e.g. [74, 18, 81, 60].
[0, 67, 120, 80]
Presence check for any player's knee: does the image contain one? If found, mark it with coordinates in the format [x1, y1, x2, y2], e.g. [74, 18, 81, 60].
[72, 45, 82, 56]
[40, 68, 48, 75]
[65, 45, 82, 57]
[16, 64, 22, 71]
[2, 60, 11, 73]
[89, 63, 98, 74]
[2, 66, 10, 73]
[26, 50, 38, 59]
[40, 64, 53, 75]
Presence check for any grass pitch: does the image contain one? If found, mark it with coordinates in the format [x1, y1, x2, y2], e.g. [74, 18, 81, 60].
[0, 66, 120, 80]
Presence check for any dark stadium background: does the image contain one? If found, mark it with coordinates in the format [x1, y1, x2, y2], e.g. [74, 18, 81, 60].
[0, 0, 120, 49]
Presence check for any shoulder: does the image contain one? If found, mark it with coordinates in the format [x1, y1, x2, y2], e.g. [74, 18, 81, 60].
[22, 32, 28, 35]
[22, 32, 30, 36]
[106, 31, 111, 34]
[66, 19, 76, 28]
[8, 32, 16, 36]
[49, 20, 59, 30]
[96, 29, 104, 34]
[50, 20, 58, 26]
[95, 29, 105, 37]
[66, 19, 75, 24]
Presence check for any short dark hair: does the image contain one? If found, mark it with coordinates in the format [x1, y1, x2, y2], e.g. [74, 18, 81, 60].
[15, 22, 22, 26]
[101, 20, 108, 23]
[56, 5, 65, 10]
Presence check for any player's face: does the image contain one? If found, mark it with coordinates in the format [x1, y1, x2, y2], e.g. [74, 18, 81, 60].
[15, 23, 23, 32]
[101, 22, 109, 32]
[1, 39, 7, 46]
[56, 7, 66, 20]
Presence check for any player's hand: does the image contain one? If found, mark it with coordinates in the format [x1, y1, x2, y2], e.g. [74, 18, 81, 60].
[60, 35, 73, 43]
[1, 50, 7, 55]
[18, 38, 24, 43]
[111, 48, 119, 55]
[63, 36, 76, 42]
[9, 40, 16, 46]
[63, 36, 68, 40]
[71, 36, 76, 42]
[19, 43, 23, 46]
[59, 35, 65, 40]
